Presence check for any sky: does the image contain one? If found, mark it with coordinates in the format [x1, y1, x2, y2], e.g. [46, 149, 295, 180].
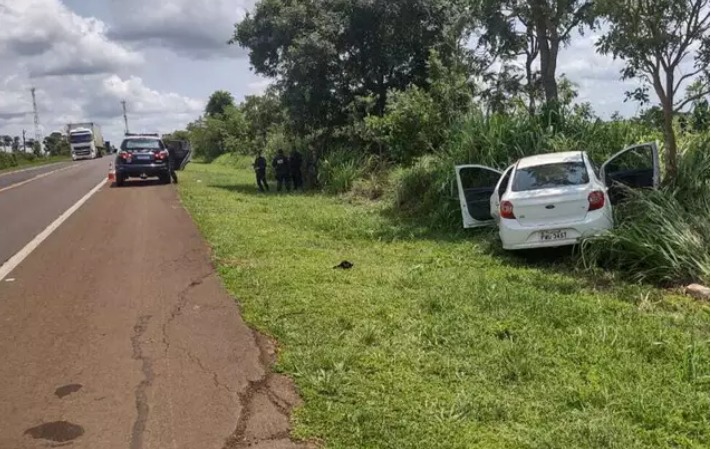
[0, 0, 696, 145]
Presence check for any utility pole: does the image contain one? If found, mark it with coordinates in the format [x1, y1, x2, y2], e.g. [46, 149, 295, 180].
[30, 87, 43, 154]
[22, 130, 26, 152]
[121, 100, 129, 135]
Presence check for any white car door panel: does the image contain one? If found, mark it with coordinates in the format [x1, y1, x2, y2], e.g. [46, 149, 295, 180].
[454, 165, 502, 228]
[601, 142, 660, 204]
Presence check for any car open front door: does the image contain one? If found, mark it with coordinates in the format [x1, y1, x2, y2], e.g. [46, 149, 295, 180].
[165, 140, 192, 171]
[600, 142, 660, 204]
[454, 165, 502, 228]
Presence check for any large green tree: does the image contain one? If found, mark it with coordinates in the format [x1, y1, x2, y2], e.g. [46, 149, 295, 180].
[205, 90, 236, 117]
[595, 0, 709, 180]
[231, 0, 469, 137]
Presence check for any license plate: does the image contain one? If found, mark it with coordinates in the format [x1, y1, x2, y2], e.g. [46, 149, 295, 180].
[136, 154, 151, 160]
[539, 230, 567, 241]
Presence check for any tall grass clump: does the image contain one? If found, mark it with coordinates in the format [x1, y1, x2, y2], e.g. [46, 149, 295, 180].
[318, 149, 379, 194]
[580, 131, 710, 286]
[390, 155, 461, 229]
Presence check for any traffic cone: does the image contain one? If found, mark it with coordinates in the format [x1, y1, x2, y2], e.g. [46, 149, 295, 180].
[107, 162, 116, 184]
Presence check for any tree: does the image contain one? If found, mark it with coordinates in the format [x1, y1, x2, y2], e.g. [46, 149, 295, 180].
[595, 0, 710, 180]
[12, 136, 20, 152]
[476, 0, 595, 109]
[231, 0, 470, 138]
[161, 130, 191, 141]
[205, 90, 235, 117]
[43, 132, 70, 156]
[241, 87, 285, 154]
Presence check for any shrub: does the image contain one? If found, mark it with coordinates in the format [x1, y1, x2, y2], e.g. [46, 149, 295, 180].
[390, 155, 460, 229]
[318, 150, 378, 194]
[580, 132, 710, 286]
[0, 152, 18, 170]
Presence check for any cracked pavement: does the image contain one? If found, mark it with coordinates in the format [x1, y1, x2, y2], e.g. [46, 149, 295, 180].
[0, 179, 313, 449]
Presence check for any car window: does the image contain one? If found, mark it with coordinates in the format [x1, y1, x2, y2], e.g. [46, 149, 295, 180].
[512, 161, 590, 192]
[122, 139, 163, 150]
[497, 166, 513, 197]
[606, 145, 654, 173]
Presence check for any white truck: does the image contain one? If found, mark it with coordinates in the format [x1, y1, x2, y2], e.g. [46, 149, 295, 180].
[66, 123, 105, 160]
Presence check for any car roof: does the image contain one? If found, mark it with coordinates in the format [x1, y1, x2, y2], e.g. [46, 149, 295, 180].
[516, 151, 584, 169]
[122, 135, 161, 141]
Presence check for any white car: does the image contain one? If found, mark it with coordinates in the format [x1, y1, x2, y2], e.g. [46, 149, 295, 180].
[455, 143, 660, 250]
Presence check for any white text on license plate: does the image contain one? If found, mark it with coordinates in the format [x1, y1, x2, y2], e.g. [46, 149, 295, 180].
[539, 230, 567, 241]
[136, 154, 151, 160]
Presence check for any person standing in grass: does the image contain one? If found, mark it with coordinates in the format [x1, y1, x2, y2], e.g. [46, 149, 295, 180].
[272, 149, 290, 192]
[289, 148, 303, 191]
[253, 151, 269, 192]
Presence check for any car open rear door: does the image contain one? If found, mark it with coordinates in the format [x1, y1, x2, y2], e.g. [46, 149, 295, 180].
[600, 142, 660, 204]
[489, 165, 514, 224]
[454, 165, 502, 228]
[165, 140, 192, 171]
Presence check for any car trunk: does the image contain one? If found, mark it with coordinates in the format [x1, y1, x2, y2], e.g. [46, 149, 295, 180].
[507, 186, 591, 227]
[124, 148, 157, 164]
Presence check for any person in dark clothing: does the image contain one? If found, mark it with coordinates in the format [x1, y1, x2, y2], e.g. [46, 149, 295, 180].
[166, 143, 178, 184]
[272, 149, 290, 192]
[253, 152, 269, 192]
[289, 149, 303, 190]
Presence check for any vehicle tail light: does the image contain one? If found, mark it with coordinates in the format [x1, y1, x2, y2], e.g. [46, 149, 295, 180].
[500, 201, 515, 219]
[588, 190, 605, 211]
[120, 151, 131, 160]
[154, 150, 169, 160]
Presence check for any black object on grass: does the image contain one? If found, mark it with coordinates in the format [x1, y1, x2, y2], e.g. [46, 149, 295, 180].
[333, 261, 354, 269]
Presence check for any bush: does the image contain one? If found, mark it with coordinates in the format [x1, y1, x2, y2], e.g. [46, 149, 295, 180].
[390, 155, 460, 229]
[0, 152, 18, 170]
[580, 188, 709, 286]
[318, 150, 377, 194]
[580, 132, 710, 286]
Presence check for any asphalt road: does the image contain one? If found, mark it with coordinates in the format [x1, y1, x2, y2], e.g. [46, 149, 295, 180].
[0, 161, 74, 190]
[0, 164, 309, 448]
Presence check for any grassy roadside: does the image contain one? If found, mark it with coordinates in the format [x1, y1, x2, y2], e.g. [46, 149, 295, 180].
[178, 161, 709, 449]
[0, 155, 71, 175]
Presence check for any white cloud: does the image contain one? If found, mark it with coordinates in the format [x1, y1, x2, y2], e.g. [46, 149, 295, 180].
[107, 0, 255, 59]
[0, 0, 142, 77]
[0, 73, 203, 142]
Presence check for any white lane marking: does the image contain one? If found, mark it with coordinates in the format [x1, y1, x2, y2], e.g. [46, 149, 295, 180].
[0, 163, 80, 194]
[0, 162, 65, 179]
[0, 178, 105, 282]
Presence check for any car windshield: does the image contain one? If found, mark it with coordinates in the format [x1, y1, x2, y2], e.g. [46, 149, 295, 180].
[69, 133, 92, 144]
[123, 139, 162, 150]
[512, 161, 590, 192]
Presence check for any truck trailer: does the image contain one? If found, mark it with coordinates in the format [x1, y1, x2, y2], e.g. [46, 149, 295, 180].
[67, 123, 105, 160]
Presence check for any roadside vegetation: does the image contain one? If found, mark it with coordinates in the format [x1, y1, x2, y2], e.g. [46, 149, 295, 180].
[0, 152, 70, 172]
[0, 131, 73, 171]
[172, 1, 708, 445]
[179, 160, 709, 449]
[164, 0, 709, 287]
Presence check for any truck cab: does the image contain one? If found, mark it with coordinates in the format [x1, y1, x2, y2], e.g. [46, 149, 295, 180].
[67, 123, 104, 161]
[69, 128, 96, 160]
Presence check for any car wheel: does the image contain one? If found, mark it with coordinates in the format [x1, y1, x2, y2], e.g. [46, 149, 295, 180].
[115, 174, 125, 187]
[159, 173, 171, 184]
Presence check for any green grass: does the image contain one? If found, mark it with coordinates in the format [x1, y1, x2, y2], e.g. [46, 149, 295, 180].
[0, 154, 71, 174]
[178, 161, 709, 449]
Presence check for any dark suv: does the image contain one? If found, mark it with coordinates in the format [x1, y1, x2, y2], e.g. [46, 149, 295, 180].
[115, 135, 191, 186]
